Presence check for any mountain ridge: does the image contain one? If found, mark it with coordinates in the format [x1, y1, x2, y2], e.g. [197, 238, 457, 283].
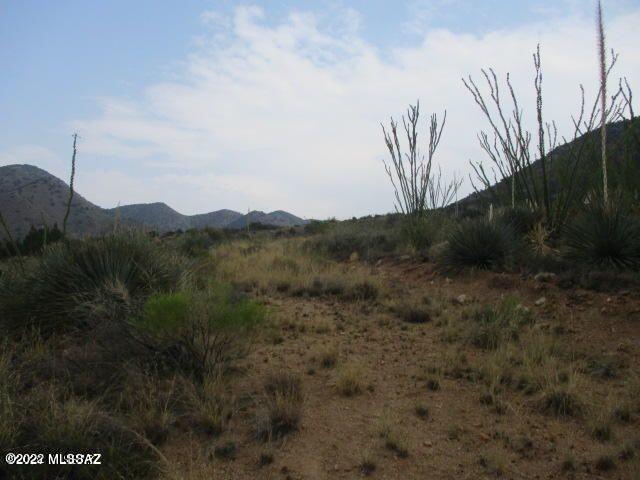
[0, 164, 307, 238]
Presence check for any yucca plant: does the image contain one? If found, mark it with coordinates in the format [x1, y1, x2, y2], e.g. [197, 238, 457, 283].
[562, 201, 640, 270]
[443, 218, 517, 269]
[0, 231, 190, 333]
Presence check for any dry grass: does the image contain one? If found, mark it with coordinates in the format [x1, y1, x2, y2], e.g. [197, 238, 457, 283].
[335, 364, 364, 397]
[253, 372, 303, 441]
[213, 238, 384, 301]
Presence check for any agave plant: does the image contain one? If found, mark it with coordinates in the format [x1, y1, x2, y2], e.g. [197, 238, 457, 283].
[443, 218, 517, 269]
[563, 202, 640, 270]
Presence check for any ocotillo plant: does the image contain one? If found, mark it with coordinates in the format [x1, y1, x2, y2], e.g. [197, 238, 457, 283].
[597, 0, 609, 205]
[62, 133, 78, 237]
[381, 101, 456, 216]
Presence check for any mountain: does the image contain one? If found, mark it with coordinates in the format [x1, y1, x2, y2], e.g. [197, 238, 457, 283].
[189, 209, 244, 229]
[226, 210, 307, 229]
[106, 203, 244, 232]
[0, 164, 112, 239]
[107, 203, 192, 232]
[0, 164, 306, 238]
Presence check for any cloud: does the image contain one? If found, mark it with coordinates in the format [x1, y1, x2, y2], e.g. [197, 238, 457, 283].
[58, 4, 640, 217]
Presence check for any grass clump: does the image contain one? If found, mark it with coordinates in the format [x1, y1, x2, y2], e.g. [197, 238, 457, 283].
[336, 365, 364, 397]
[537, 380, 582, 417]
[466, 298, 533, 350]
[442, 218, 517, 269]
[382, 430, 409, 458]
[316, 346, 338, 369]
[253, 373, 303, 441]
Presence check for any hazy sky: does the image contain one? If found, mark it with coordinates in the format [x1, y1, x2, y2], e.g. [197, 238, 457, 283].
[1, 1, 639, 219]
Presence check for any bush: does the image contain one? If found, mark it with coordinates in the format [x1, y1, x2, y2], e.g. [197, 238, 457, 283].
[442, 218, 517, 269]
[175, 228, 225, 257]
[0, 231, 189, 334]
[562, 202, 640, 270]
[135, 286, 265, 380]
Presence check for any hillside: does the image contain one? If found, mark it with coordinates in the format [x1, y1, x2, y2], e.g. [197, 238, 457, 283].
[456, 117, 640, 212]
[0, 164, 306, 238]
[0, 164, 113, 239]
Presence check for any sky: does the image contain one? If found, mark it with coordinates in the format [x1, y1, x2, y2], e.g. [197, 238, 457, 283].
[1, 0, 639, 219]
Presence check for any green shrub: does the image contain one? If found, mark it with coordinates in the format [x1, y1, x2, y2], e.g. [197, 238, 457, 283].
[138, 292, 190, 337]
[136, 286, 265, 379]
[0, 231, 189, 334]
[562, 203, 640, 270]
[442, 218, 517, 269]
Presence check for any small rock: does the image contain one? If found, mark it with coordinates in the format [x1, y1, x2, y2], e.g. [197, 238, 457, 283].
[535, 297, 547, 306]
[454, 294, 468, 305]
[399, 254, 411, 261]
[534, 272, 556, 282]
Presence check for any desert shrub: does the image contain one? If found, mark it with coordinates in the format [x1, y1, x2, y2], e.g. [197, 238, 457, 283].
[442, 218, 517, 269]
[467, 298, 533, 350]
[498, 207, 543, 236]
[562, 202, 640, 270]
[304, 219, 335, 235]
[253, 373, 303, 441]
[175, 228, 225, 257]
[305, 224, 401, 261]
[0, 231, 189, 334]
[136, 286, 265, 380]
[0, 224, 64, 260]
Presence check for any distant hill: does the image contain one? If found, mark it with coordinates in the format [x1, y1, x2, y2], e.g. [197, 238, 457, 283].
[0, 164, 113, 239]
[0, 164, 306, 238]
[106, 203, 245, 232]
[226, 210, 307, 229]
